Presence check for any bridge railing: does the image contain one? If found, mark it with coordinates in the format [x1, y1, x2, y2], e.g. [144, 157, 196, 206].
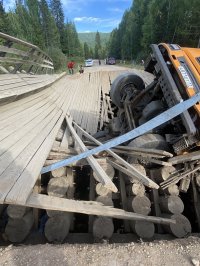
[0, 32, 54, 74]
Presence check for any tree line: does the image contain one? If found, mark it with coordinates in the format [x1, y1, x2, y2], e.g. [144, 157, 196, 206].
[108, 0, 200, 62]
[0, 0, 107, 70]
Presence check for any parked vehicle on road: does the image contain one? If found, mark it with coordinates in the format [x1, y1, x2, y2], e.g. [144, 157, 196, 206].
[106, 57, 116, 65]
[85, 59, 93, 67]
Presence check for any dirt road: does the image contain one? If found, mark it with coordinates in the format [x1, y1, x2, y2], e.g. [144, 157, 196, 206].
[0, 235, 200, 266]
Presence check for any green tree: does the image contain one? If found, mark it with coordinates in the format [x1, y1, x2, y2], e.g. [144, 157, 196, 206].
[84, 42, 90, 58]
[40, 0, 60, 49]
[64, 21, 82, 57]
[0, 1, 10, 34]
[95, 31, 102, 58]
[49, 0, 65, 51]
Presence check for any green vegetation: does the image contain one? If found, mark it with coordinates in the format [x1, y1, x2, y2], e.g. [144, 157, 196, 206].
[78, 32, 110, 49]
[1, 0, 199, 70]
[108, 0, 200, 62]
[0, 0, 83, 71]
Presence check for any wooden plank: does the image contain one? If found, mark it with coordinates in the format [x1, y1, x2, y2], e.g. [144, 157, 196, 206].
[66, 116, 117, 193]
[88, 170, 96, 233]
[4, 112, 64, 204]
[0, 109, 63, 204]
[169, 150, 200, 165]
[0, 45, 28, 57]
[4, 78, 75, 204]
[0, 103, 61, 175]
[25, 193, 175, 225]
[119, 173, 130, 232]
[0, 88, 61, 141]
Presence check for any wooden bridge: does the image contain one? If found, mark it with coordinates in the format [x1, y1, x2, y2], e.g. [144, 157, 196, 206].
[0, 32, 174, 228]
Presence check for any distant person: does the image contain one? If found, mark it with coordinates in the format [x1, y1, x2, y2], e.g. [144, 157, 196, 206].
[79, 64, 84, 74]
[67, 60, 75, 74]
[99, 59, 101, 65]
[141, 59, 144, 65]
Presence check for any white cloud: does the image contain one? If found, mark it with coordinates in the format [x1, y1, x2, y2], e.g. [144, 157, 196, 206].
[74, 16, 120, 29]
[74, 17, 100, 22]
[107, 7, 124, 13]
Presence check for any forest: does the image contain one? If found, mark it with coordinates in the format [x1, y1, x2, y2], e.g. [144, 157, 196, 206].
[0, 0, 200, 69]
[108, 0, 200, 61]
[0, 0, 106, 70]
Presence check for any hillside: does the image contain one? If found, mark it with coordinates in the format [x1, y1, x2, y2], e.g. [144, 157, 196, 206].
[78, 32, 110, 48]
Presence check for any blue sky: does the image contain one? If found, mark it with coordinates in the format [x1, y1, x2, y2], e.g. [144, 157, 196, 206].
[4, 0, 133, 33]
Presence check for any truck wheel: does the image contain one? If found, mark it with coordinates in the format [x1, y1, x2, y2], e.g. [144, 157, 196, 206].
[110, 73, 145, 108]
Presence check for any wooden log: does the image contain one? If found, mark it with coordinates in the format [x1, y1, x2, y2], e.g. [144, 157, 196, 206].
[7, 205, 31, 219]
[128, 196, 151, 215]
[179, 177, 191, 193]
[119, 173, 130, 232]
[93, 159, 115, 182]
[159, 196, 184, 214]
[160, 184, 179, 196]
[150, 175, 163, 233]
[96, 196, 114, 207]
[127, 163, 146, 183]
[51, 167, 67, 178]
[95, 183, 112, 197]
[108, 159, 158, 189]
[5, 211, 34, 243]
[47, 176, 69, 198]
[130, 221, 155, 239]
[93, 217, 114, 240]
[44, 213, 71, 243]
[150, 166, 176, 183]
[126, 182, 145, 197]
[162, 214, 191, 238]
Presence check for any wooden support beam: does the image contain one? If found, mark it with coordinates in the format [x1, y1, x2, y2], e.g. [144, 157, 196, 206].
[119, 173, 130, 232]
[73, 121, 159, 189]
[66, 117, 117, 193]
[26, 193, 175, 225]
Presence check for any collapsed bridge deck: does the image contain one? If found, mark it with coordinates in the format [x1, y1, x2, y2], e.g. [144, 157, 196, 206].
[0, 67, 154, 207]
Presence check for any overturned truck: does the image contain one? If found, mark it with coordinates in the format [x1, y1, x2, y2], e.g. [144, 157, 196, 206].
[108, 43, 200, 238]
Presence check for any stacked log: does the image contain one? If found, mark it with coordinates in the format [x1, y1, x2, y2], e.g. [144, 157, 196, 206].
[5, 205, 33, 243]
[93, 188, 114, 241]
[128, 195, 155, 239]
[44, 167, 74, 243]
[151, 166, 192, 237]
[125, 163, 155, 239]
[93, 159, 115, 182]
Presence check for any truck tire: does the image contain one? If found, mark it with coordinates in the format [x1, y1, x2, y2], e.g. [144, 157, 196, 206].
[110, 73, 145, 108]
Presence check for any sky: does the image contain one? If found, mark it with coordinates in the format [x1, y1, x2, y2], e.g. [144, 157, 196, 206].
[4, 0, 133, 33]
